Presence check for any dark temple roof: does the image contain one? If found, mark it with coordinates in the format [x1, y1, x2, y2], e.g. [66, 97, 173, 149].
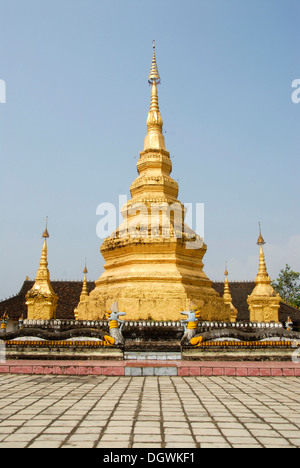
[0, 280, 299, 324]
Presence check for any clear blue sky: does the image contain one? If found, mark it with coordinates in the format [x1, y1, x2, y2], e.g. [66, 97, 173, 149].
[0, 0, 299, 300]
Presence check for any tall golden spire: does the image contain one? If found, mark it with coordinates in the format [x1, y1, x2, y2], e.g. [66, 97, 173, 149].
[256, 224, 270, 284]
[223, 264, 237, 323]
[223, 264, 232, 302]
[36, 218, 50, 281]
[74, 261, 89, 320]
[80, 261, 89, 301]
[144, 41, 166, 150]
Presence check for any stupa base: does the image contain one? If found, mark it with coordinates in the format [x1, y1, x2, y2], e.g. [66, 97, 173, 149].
[76, 281, 232, 322]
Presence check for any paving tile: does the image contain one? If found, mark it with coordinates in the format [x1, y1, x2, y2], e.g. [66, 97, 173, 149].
[232, 443, 263, 448]
[3, 433, 37, 442]
[164, 435, 194, 443]
[221, 427, 253, 436]
[193, 428, 223, 436]
[0, 426, 18, 434]
[200, 442, 231, 448]
[96, 442, 129, 448]
[0, 442, 28, 448]
[258, 437, 292, 447]
[31, 434, 68, 441]
[195, 436, 228, 444]
[277, 430, 300, 438]
[12, 426, 44, 434]
[104, 426, 132, 434]
[218, 423, 245, 429]
[134, 434, 162, 443]
[132, 443, 162, 448]
[244, 423, 272, 430]
[165, 443, 197, 448]
[67, 434, 99, 442]
[163, 421, 189, 428]
[43, 426, 72, 434]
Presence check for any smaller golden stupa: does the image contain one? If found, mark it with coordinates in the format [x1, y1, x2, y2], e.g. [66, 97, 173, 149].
[223, 264, 238, 323]
[26, 219, 58, 320]
[74, 262, 89, 320]
[247, 224, 281, 322]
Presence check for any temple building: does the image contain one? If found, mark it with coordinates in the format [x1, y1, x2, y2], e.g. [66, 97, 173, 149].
[0, 44, 299, 329]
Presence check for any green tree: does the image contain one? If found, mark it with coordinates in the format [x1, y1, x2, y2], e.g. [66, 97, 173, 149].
[272, 265, 300, 308]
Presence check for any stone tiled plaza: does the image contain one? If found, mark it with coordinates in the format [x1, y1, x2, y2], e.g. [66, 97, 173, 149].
[0, 374, 299, 449]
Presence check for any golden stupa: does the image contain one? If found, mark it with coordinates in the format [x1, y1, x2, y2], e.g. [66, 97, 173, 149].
[26, 219, 58, 320]
[247, 224, 281, 322]
[223, 265, 238, 323]
[75, 42, 232, 322]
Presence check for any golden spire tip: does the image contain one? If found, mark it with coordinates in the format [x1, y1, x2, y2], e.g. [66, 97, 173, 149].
[148, 40, 161, 85]
[42, 217, 49, 239]
[257, 222, 265, 246]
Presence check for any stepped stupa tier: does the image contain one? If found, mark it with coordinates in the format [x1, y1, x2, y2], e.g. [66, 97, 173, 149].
[76, 42, 232, 321]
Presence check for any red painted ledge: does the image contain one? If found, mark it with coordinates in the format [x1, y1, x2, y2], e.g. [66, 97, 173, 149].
[0, 360, 299, 377]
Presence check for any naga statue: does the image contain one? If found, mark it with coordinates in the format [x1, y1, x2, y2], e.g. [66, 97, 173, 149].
[106, 302, 126, 346]
[189, 327, 300, 347]
[180, 305, 201, 344]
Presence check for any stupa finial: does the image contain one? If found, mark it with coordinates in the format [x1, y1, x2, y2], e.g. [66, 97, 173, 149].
[224, 261, 228, 277]
[144, 41, 165, 150]
[148, 40, 161, 85]
[257, 222, 265, 246]
[42, 216, 49, 239]
[83, 258, 88, 275]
